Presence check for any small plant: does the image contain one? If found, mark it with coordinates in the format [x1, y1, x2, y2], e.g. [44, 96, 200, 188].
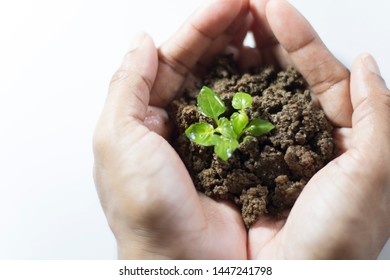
[185, 86, 275, 160]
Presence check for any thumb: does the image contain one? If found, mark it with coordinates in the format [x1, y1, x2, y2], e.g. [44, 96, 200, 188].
[94, 33, 158, 159]
[350, 54, 390, 153]
[107, 33, 158, 123]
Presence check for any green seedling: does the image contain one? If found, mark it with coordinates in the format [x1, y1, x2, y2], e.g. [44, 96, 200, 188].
[185, 86, 275, 160]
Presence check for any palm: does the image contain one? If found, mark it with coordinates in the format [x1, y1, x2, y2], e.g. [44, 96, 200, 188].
[128, 131, 247, 259]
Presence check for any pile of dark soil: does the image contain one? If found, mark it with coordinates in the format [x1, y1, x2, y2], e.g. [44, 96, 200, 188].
[170, 55, 335, 228]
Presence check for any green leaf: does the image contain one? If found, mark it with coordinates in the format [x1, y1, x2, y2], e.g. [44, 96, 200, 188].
[245, 118, 275, 136]
[185, 122, 216, 146]
[197, 86, 225, 121]
[230, 112, 248, 136]
[215, 117, 236, 139]
[214, 137, 239, 161]
[232, 92, 252, 110]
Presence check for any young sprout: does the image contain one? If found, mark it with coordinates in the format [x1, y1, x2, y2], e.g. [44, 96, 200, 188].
[185, 86, 275, 160]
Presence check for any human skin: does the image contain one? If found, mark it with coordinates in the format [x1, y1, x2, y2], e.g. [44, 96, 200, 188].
[93, 0, 390, 259]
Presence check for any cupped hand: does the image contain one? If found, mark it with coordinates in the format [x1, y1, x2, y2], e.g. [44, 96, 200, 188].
[93, 0, 251, 259]
[247, 0, 390, 259]
[93, 0, 390, 259]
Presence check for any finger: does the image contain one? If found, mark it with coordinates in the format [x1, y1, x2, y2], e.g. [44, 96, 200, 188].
[248, 215, 286, 259]
[144, 106, 171, 140]
[231, 12, 254, 48]
[350, 54, 390, 150]
[94, 33, 158, 161]
[199, 11, 252, 64]
[249, 0, 273, 47]
[151, 0, 250, 107]
[193, 12, 254, 79]
[250, 0, 287, 67]
[107, 33, 158, 123]
[265, 0, 352, 128]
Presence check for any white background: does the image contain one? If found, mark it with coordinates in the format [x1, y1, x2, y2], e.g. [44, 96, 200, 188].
[0, 0, 389, 259]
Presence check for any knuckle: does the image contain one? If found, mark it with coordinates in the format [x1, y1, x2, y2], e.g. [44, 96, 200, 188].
[109, 65, 153, 95]
[109, 67, 131, 88]
[380, 91, 390, 109]
[309, 60, 350, 95]
[158, 48, 190, 77]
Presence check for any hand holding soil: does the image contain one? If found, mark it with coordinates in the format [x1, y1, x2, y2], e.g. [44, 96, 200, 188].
[93, 0, 390, 259]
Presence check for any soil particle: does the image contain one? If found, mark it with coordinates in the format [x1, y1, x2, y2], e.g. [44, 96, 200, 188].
[170, 55, 335, 228]
[272, 175, 306, 210]
[239, 186, 268, 227]
[284, 145, 323, 179]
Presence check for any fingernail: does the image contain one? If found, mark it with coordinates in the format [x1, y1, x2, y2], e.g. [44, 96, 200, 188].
[363, 54, 381, 76]
[129, 32, 145, 52]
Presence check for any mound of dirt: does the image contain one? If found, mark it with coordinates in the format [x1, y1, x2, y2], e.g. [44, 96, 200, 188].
[170, 55, 335, 228]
